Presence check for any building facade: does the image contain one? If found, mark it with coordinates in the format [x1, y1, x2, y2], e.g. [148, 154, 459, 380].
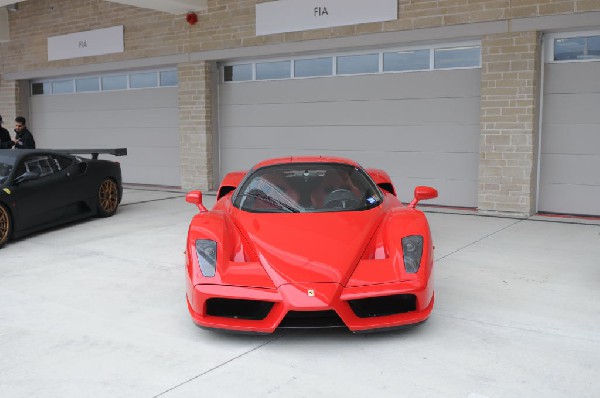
[1, 0, 599, 217]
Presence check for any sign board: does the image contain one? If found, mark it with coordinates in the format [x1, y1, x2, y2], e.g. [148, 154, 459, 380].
[48, 25, 124, 61]
[256, 0, 398, 36]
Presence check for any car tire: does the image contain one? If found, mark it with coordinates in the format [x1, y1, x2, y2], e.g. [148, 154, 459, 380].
[0, 204, 12, 248]
[97, 178, 119, 217]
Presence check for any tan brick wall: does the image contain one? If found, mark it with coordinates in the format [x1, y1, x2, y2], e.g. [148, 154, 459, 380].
[2, 0, 598, 73]
[1, 0, 182, 72]
[0, 79, 21, 132]
[178, 61, 214, 191]
[479, 32, 541, 216]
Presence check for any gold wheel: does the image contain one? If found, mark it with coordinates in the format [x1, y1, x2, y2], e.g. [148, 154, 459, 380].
[98, 179, 119, 216]
[0, 204, 11, 247]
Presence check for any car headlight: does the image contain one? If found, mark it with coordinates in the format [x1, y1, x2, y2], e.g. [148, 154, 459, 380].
[195, 239, 217, 277]
[402, 235, 423, 273]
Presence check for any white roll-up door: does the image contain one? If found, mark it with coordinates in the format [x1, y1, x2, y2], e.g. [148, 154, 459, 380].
[218, 69, 480, 207]
[30, 87, 180, 187]
[539, 61, 600, 216]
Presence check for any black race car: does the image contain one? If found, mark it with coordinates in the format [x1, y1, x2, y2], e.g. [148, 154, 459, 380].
[0, 148, 126, 247]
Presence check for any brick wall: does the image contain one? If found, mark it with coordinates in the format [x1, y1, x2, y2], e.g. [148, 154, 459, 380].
[0, 79, 20, 132]
[1, 0, 181, 72]
[2, 0, 598, 73]
[479, 32, 541, 216]
[178, 61, 214, 191]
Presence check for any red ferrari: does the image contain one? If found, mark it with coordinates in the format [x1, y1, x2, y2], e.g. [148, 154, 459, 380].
[185, 156, 438, 333]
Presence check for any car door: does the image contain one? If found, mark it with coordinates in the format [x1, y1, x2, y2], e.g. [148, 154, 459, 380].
[13, 154, 73, 230]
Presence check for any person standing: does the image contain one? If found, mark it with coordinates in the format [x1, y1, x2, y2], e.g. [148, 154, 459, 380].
[13, 116, 36, 149]
[0, 115, 14, 149]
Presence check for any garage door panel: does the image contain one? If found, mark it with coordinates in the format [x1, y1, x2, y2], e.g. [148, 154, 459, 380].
[220, 147, 310, 173]
[542, 93, 600, 123]
[220, 69, 480, 105]
[372, 152, 479, 181]
[117, 147, 179, 176]
[221, 97, 481, 127]
[219, 66, 480, 208]
[121, 165, 181, 187]
[32, 108, 178, 131]
[541, 124, 600, 155]
[540, 59, 600, 215]
[540, 154, 600, 185]
[31, 87, 180, 186]
[35, 128, 180, 167]
[220, 125, 479, 153]
[221, 147, 477, 181]
[30, 89, 178, 111]
[545, 63, 600, 94]
[538, 183, 600, 216]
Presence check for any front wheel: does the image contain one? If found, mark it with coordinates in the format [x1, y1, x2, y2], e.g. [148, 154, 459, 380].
[97, 178, 119, 217]
[0, 204, 12, 247]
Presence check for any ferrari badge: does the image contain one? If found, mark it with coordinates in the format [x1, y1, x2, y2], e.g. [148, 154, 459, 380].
[307, 289, 315, 297]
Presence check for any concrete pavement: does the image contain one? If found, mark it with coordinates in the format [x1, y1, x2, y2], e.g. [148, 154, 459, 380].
[1, 187, 599, 398]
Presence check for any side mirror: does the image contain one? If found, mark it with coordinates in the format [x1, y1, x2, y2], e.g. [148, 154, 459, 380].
[186, 190, 208, 212]
[15, 171, 41, 184]
[408, 186, 438, 208]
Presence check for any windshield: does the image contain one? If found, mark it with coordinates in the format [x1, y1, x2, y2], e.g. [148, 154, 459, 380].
[233, 163, 383, 213]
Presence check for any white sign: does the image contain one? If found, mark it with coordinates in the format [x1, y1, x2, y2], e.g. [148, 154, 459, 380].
[256, 0, 397, 36]
[48, 26, 124, 61]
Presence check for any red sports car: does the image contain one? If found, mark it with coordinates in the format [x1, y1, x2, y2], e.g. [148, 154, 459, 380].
[185, 156, 438, 333]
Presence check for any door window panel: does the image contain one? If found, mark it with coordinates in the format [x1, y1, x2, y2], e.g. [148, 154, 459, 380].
[294, 57, 333, 77]
[383, 50, 430, 72]
[256, 61, 291, 80]
[336, 54, 379, 75]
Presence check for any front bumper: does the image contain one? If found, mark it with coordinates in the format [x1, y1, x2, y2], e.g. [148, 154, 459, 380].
[187, 279, 434, 334]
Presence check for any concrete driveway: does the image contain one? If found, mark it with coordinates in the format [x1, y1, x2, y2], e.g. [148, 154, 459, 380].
[1, 187, 599, 398]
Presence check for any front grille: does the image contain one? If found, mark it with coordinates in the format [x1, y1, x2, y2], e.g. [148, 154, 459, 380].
[348, 294, 417, 318]
[205, 298, 274, 320]
[279, 310, 346, 329]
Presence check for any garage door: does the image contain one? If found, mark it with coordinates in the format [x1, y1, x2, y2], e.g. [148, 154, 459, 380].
[30, 87, 180, 187]
[218, 68, 480, 207]
[539, 61, 600, 216]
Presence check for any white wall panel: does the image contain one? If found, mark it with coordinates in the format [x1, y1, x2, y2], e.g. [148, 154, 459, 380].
[218, 69, 481, 208]
[539, 62, 600, 215]
[220, 70, 481, 104]
[30, 87, 181, 186]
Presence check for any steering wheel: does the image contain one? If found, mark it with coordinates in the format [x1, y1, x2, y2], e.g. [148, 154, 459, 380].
[322, 189, 360, 209]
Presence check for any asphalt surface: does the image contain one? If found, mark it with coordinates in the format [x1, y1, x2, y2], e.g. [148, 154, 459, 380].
[1, 187, 599, 398]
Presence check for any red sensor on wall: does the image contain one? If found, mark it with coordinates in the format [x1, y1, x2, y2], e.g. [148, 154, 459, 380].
[186, 12, 198, 25]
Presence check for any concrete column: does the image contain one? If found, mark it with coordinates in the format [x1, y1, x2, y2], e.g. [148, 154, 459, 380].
[478, 31, 542, 217]
[178, 61, 214, 191]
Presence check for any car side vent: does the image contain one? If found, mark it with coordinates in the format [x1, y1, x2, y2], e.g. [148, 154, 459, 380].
[377, 183, 396, 196]
[348, 294, 416, 318]
[76, 161, 88, 175]
[206, 298, 274, 320]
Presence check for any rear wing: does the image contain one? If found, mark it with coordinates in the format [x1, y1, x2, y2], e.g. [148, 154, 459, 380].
[56, 148, 127, 160]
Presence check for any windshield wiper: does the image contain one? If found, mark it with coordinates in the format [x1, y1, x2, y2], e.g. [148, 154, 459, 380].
[239, 192, 300, 213]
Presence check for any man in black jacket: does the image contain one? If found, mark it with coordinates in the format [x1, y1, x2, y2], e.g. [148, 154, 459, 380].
[13, 116, 36, 149]
[0, 115, 14, 149]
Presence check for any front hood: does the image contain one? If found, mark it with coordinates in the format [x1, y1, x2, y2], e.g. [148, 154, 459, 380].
[234, 208, 383, 287]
